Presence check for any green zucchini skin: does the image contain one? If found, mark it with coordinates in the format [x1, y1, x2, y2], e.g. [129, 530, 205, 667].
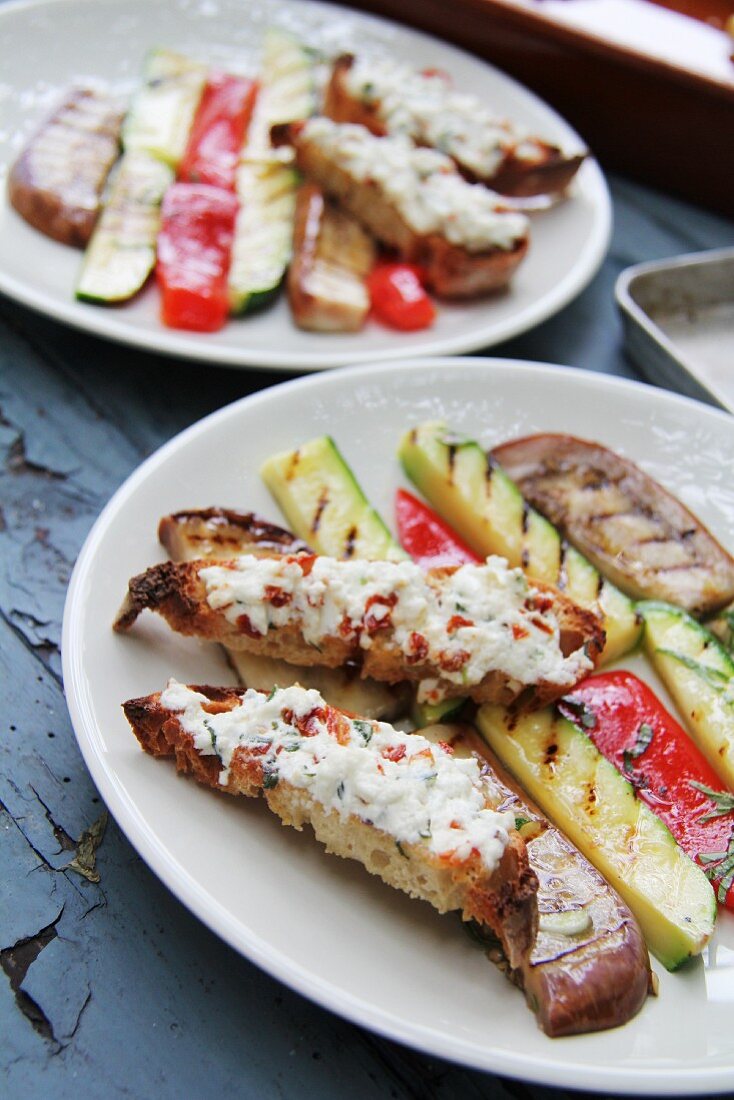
[399, 421, 641, 665]
[75, 150, 173, 304]
[261, 435, 407, 562]
[477, 701, 716, 971]
[122, 48, 207, 168]
[640, 600, 734, 789]
[229, 29, 316, 314]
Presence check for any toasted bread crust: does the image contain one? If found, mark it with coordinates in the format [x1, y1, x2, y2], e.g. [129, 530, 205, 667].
[123, 685, 537, 969]
[324, 55, 584, 199]
[114, 557, 604, 710]
[271, 121, 529, 300]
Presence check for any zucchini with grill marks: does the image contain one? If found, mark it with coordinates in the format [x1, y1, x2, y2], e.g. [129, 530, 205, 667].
[399, 421, 640, 664]
[261, 435, 407, 562]
[477, 702, 716, 970]
[640, 600, 734, 789]
[123, 48, 207, 168]
[75, 150, 173, 304]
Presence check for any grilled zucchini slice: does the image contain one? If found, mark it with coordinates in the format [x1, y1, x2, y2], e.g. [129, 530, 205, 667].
[261, 435, 407, 562]
[399, 421, 640, 664]
[477, 702, 716, 970]
[122, 48, 206, 167]
[640, 600, 734, 789]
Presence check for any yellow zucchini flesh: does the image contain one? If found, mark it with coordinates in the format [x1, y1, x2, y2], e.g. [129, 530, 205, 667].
[476, 702, 716, 970]
[398, 421, 641, 664]
[261, 435, 407, 562]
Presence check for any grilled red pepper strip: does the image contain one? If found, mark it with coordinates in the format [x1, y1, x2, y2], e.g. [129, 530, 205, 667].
[559, 670, 734, 910]
[156, 183, 238, 332]
[395, 488, 481, 568]
[368, 263, 436, 331]
[178, 73, 258, 191]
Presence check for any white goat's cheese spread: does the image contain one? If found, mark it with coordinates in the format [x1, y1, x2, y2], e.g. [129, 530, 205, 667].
[159, 679, 514, 869]
[302, 117, 528, 252]
[198, 554, 592, 693]
[343, 56, 541, 177]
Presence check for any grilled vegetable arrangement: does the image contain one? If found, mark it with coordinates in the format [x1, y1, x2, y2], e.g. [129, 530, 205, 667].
[7, 30, 586, 334]
[114, 419, 734, 1038]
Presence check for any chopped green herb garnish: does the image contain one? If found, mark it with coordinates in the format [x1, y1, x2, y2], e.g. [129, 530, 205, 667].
[622, 722, 654, 775]
[561, 696, 598, 731]
[336, 780, 345, 800]
[689, 781, 734, 821]
[514, 815, 531, 831]
[262, 766, 279, 790]
[203, 718, 218, 754]
[266, 686, 278, 701]
[353, 720, 373, 745]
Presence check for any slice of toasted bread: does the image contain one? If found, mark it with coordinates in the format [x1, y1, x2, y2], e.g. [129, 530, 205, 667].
[122, 681, 537, 970]
[159, 507, 409, 721]
[114, 555, 604, 711]
[324, 55, 585, 199]
[271, 119, 529, 299]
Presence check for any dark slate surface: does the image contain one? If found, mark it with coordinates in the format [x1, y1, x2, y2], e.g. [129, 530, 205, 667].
[2, 172, 734, 1100]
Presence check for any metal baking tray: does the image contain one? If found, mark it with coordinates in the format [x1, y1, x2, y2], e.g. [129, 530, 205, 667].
[616, 247, 734, 413]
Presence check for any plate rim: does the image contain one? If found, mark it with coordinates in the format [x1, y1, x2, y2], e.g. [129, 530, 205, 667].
[0, 0, 611, 371]
[62, 356, 734, 1095]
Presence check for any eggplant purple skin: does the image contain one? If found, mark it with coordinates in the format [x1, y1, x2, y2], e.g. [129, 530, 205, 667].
[8, 86, 124, 248]
[491, 433, 734, 617]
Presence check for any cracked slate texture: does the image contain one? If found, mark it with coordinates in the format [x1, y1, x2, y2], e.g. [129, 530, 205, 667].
[1, 173, 734, 1100]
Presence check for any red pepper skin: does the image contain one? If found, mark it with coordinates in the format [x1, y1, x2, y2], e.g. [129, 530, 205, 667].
[157, 183, 238, 332]
[178, 73, 258, 192]
[559, 670, 734, 910]
[395, 489, 481, 568]
[367, 263, 436, 331]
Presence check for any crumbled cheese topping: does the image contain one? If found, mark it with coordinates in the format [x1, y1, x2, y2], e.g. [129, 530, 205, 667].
[344, 56, 543, 177]
[198, 554, 593, 694]
[302, 117, 528, 252]
[159, 680, 514, 869]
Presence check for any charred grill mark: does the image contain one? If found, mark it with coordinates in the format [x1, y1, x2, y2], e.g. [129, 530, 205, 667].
[344, 525, 357, 559]
[285, 448, 301, 481]
[447, 443, 457, 482]
[521, 502, 530, 534]
[311, 489, 329, 534]
[544, 741, 558, 768]
[160, 509, 310, 553]
[521, 549, 530, 569]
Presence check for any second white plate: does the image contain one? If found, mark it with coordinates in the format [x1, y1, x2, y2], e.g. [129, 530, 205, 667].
[64, 358, 734, 1094]
[0, 0, 610, 371]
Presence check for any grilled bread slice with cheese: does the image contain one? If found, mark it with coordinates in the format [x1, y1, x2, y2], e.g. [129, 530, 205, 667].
[270, 118, 529, 299]
[159, 508, 410, 721]
[325, 54, 585, 199]
[122, 680, 537, 971]
[114, 553, 604, 711]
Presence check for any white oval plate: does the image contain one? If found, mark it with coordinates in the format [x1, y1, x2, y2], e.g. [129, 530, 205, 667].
[63, 358, 734, 1092]
[0, 0, 610, 371]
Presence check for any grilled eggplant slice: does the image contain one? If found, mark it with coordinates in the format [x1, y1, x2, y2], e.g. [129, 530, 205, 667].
[491, 434, 734, 616]
[325, 54, 585, 198]
[420, 722, 652, 1036]
[288, 183, 375, 332]
[8, 86, 124, 247]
